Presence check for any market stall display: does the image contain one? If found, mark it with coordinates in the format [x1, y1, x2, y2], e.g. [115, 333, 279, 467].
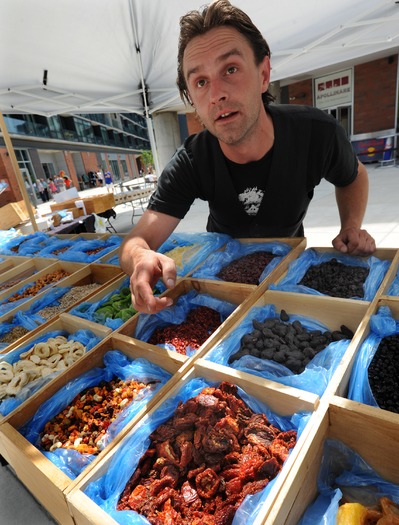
[0, 232, 398, 525]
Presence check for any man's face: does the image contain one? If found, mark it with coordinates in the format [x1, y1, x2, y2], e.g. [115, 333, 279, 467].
[183, 26, 270, 147]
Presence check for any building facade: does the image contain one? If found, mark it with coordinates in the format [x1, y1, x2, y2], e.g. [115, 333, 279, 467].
[1, 52, 398, 209]
[0, 112, 151, 207]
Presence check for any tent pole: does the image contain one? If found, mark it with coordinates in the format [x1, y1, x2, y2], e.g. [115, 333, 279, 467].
[128, 0, 161, 175]
[146, 117, 160, 175]
[0, 111, 38, 231]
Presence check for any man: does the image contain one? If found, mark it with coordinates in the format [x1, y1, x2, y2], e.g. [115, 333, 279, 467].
[120, 0, 376, 314]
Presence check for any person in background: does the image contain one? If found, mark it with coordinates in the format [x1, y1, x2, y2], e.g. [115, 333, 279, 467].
[119, 0, 376, 314]
[36, 178, 46, 202]
[41, 178, 50, 201]
[89, 171, 97, 187]
[63, 176, 72, 190]
[82, 172, 90, 188]
[49, 177, 58, 195]
[55, 172, 66, 192]
[104, 170, 114, 193]
[96, 169, 104, 186]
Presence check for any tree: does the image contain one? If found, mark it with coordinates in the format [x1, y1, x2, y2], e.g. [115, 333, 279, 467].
[140, 150, 154, 172]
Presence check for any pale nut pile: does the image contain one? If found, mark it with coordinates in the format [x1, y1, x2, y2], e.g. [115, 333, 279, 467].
[0, 335, 86, 400]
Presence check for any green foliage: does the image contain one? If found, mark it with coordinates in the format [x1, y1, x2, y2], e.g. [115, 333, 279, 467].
[140, 149, 154, 170]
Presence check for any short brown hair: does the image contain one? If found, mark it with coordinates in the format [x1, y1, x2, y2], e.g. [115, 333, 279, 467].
[177, 0, 274, 106]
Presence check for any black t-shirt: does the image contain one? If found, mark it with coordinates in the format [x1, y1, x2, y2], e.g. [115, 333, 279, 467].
[225, 147, 273, 217]
[148, 104, 358, 238]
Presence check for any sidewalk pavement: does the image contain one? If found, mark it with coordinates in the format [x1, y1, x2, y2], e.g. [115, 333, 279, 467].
[37, 161, 399, 249]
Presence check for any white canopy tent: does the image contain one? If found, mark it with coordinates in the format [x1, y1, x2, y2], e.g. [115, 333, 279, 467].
[1, 0, 399, 229]
[1, 0, 398, 117]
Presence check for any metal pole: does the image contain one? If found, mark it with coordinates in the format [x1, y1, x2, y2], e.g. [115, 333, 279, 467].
[0, 111, 38, 231]
[146, 116, 161, 175]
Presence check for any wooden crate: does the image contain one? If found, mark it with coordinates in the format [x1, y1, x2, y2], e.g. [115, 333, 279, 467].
[0, 259, 86, 319]
[264, 397, 399, 525]
[0, 332, 182, 525]
[272, 247, 398, 299]
[196, 288, 370, 398]
[83, 194, 115, 215]
[0, 262, 122, 354]
[50, 198, 78, 213]
[65, 358, 320, 525]
[116, 277, 259, 364]
[0, 200, 35, 230]
[330, 296, 399, 400]
[0, 255, 29, 275]
[49, 194, 115, 215]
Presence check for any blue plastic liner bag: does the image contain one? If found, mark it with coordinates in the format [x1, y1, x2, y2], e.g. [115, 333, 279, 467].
[158, 232, 230, 276]
[0, 280, 40, 312]
[19, 350, 172, 479]
[58, 235, 122, 263]
[387, 270, 399, 296]
[192, 239, 291, 283]
[134, 290, 237, 356]
[205, 304, 350, 397]
[15, 232, 55, 257]
[270, 248, 390, 301]
[36, 238, 76, 259]
[298, 439, 399, 524]
[5, 287, 74, 334]
[84, 377, 312, 525]
[0, 228, 18, 253]
[0, 308, 42, 351]
[0, 328, 102, 417]
[348, 305, 399, 406]
[0, 231, 48, 256]
[70, 277, 133, 330]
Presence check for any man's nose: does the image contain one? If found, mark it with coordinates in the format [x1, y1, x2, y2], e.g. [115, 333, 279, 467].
[209, 79, 227, 104]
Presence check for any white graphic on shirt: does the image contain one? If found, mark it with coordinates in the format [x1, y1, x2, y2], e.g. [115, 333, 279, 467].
[238, 187, 264, 216]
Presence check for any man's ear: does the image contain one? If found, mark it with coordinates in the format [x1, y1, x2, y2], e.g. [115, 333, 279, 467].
[260, 55, 271, 93]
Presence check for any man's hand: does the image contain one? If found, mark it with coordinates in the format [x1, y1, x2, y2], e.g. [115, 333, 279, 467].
[129, 249, 177, 313]
[332, 227, 376, 256]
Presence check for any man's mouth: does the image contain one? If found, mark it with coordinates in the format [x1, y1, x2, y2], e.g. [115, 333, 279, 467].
[216, 111, 237, 122]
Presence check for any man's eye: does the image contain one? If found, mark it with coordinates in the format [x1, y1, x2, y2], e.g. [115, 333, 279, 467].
[196, 79, 206, 88]
[226, 66, 237, 75]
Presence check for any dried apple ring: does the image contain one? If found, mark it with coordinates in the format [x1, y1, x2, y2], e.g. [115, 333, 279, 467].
[14, 360, 36, 372]
[5, 371, 29, 396]
[47, 341, 59, 355]
[33, 342, 51, 358]
[0, 384, 8, 399]
[45, 354, 62, 368]
[41, 367, 54, 378]
[0, 369, 13, 383]
[19, 348, 34, 359]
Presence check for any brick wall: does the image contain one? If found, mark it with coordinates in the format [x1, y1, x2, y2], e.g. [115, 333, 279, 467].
[354, 55, 398, 134]
[287, 79, 313, 106]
